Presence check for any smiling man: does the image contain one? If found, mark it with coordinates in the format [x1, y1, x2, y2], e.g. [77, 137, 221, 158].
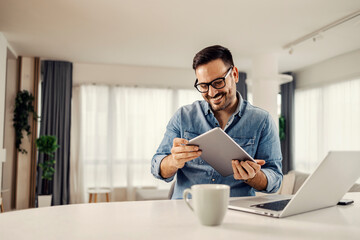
[151, 45, 282, 199]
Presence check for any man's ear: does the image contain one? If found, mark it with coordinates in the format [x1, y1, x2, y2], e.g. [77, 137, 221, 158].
[233, 66, 239, 83]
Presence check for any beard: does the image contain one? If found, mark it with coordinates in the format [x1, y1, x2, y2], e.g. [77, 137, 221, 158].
[206, 92, 232, 112]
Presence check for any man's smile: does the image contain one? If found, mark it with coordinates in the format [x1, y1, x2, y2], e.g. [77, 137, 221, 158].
[209, 93, 225, 104]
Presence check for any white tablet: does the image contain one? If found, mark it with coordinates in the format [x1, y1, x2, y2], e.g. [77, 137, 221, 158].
[188, 127, 255, 177]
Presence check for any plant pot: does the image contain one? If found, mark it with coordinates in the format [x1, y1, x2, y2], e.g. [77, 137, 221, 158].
[38, 195, 52, 207]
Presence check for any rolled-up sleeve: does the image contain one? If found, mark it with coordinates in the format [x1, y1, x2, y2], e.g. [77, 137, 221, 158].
[151, 110, 181, 182]
[152, 154, 174, 182]
[255, 113, 283, 193]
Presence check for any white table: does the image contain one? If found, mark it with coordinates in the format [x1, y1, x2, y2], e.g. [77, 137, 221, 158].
[1, 192, 359, 240]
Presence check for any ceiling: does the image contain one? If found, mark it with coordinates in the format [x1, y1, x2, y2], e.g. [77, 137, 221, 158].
[0, 0, 360, 72]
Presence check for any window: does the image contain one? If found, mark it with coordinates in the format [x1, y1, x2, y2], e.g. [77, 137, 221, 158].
[78, 85, 203, 200]
[294, 78, 360, 173]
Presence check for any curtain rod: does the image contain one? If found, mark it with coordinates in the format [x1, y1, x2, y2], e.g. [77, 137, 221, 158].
[72, 83, 193, 90]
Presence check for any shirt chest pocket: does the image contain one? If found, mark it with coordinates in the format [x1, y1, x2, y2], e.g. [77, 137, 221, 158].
[184, 131, 204, 164]
[232, 137, 255, 158]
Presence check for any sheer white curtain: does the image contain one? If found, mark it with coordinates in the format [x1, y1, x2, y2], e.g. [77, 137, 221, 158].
[110, 87, 173, 195]
[71, 85, 202, 203]
[294, 78, 360, 173]
[176, 89, 202, 109]
[294, 88, 323, 172]
[71, 86, 115, 203]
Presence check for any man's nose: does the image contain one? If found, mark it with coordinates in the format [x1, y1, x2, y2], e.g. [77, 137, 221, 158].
[208, 85, 219, 97]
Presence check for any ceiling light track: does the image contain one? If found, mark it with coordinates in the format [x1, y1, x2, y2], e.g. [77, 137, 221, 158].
[283, 9, 360, 50]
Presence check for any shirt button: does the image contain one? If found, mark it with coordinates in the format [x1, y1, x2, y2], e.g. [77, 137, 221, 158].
[212, 178, 215, 182]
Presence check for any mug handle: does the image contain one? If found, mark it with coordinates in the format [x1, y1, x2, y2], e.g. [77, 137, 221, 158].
[183, 188, 193, 211]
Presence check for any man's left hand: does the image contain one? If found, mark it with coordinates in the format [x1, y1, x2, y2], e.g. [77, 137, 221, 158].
[232, 159, 265, 181]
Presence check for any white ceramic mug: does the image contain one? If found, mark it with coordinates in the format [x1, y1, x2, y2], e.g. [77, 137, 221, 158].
[183, 184, 230, 226]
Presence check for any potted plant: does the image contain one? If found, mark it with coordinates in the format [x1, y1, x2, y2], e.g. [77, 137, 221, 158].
[279, 116, 286, 141]
[36, 135, 59, 207]
[13, 90, 38, 154]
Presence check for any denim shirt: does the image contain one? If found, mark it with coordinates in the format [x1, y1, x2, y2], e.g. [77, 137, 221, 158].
[151, 93, 283, 199]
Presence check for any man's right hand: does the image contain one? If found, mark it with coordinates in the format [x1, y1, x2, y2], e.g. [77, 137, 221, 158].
[160, 138, 202, 178]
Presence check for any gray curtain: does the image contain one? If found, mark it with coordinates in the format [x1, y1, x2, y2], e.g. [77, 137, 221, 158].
[280, 73, 296, 174]
[36, 61, 72, 205]
[236, 72, 247, 100]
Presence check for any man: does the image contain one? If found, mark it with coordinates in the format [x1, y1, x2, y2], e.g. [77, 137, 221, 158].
[151, 45, 282, 199]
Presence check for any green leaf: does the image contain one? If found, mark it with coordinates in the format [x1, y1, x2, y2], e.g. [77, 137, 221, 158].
[36, 135, 60, 181]
[13, 90, 38, 154]
[279, 116, 286, 141]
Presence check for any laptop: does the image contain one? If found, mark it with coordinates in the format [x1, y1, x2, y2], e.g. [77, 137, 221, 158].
[228, 151, 360, 218]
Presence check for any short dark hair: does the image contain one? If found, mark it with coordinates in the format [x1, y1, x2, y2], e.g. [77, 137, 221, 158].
[192, 45, 234, 70]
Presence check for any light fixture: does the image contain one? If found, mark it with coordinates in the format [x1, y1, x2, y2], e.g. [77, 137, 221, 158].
[288, 47, 294, 55]
[283, 9, 360, 53]
[312, 34, 323, 42]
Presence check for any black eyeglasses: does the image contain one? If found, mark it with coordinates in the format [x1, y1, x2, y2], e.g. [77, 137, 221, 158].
[194, 66, 233, 93]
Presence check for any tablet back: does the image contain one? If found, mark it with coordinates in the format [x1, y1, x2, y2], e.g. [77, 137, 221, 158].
[189, 127, 254, 176]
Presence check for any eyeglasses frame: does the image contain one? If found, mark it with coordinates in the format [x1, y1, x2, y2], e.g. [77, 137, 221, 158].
[194, 66, 234, 93]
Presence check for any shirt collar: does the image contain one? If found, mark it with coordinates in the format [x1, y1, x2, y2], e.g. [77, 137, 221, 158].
[202, 91, 243, 117]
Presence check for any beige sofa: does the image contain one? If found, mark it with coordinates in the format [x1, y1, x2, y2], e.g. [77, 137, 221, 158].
[265, 170, 360, 196]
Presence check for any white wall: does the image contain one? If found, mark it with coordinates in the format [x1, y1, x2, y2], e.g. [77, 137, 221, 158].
[73, 62, 195, 89]
[0, 33, 8, 194]
[3, 55, 17, 211]
[0, 34, 7, 149]
[296, 49, 360, 89]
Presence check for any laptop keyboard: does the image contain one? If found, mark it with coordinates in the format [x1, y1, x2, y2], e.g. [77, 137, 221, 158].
[252, 199, 291, 211]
